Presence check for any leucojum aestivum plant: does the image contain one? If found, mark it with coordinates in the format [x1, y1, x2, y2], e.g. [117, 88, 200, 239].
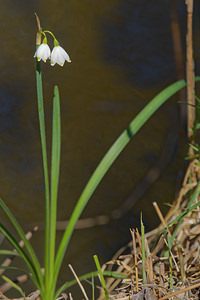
[0, 15, 200, 300]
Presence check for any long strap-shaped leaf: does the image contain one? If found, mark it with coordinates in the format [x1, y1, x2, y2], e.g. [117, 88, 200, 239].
[0, 222, 39, 288]
[49, 86, 61, 286]
[53, 78, 200, 287]
[0, 199, 43, 289]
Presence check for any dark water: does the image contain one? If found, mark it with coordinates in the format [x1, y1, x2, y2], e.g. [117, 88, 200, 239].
[0, 0, 200, 298]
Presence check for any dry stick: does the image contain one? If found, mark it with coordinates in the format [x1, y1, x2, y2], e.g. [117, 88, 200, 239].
[103, 248, 130, 294]
[153, 202, 170, 235]
[106, 258, 130, 295]
[186, 0, 195, 148]
[163, 160, 196, 223]
[131, 229, 138, 293]
[144, 239, 154, 284]
[68, 264, 89, 300]
[170, 0, 187, 125]
[135, 228, 142, 252]
[177, 246, 185, 282]
[163, 238, 179, 272]
[69, 293, 73, 300]
[159, 281, 200, 300]
[144, 239, 157, 298]
[159, 264, 165, 298]
[152, 201, 173, 256]
[56, 293, 67, 300]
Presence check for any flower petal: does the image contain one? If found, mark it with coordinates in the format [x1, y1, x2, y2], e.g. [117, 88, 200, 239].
[59, 46, 71, 62]
[50, 45, 71, 66]
[34, 43, 51, 62]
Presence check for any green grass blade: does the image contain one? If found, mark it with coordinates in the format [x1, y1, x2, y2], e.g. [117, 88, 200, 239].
[0, 250, 20, 256]
[36, 55, 50, 282]
[0, 267, 30, 276]
[91, 273, 95, 300]
[2, 275, 26, 299]
[53, 79, 190, 284]
[0, 223, 40, 288]
[49, 86, 61, 284]
[0, 199, 43, 288]
[55, 270, 127, 298]
[93, 255, 109, 300]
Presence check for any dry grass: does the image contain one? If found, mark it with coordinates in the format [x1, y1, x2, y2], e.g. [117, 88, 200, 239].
[99, 160, 200, 299]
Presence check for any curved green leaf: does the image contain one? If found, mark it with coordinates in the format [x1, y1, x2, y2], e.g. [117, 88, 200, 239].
[0, 223, 40, 288]
[0, 250, 20, 256]
[2, 275, 26, 299]
[54, 78, 199, 286]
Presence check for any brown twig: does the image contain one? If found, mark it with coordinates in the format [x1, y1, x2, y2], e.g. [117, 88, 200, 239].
[131, 229, 138, 293]
[186, 0, 195, 146]
[170, 0, 187, 126]
[159, 281, 200, 300]
[68, 264, 89, 300]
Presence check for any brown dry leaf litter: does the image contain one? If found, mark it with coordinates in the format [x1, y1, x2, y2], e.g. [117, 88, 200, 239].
[98, 159, 200, 300]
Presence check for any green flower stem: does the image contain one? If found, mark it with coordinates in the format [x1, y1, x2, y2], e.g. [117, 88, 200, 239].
[42, 30, 59, 46]
[35, 52, 50, 291]
[42, 34, 48, 44]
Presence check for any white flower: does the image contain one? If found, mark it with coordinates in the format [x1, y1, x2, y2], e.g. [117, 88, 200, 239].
[34, 43, 51, 62]
[51, 45, 71, 66]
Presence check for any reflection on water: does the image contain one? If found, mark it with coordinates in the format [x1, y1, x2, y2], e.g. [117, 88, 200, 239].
[0, 0, 200, 298]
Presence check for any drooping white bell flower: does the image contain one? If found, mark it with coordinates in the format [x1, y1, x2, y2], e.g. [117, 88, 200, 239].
[51, 39, 71, 66]
[34, 37, 51, 62]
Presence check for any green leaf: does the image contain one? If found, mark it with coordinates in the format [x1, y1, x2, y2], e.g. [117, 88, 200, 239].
[0, 265, 31, 277]
[49, 86, 61, 285]
[0, 222, 39, 287]
[0, 199, 43, 288]
[53, 79, 191, 286]
[93, 255, 109, 300]
[0, 249, 20, 256]
[2, 275, 26, 299]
